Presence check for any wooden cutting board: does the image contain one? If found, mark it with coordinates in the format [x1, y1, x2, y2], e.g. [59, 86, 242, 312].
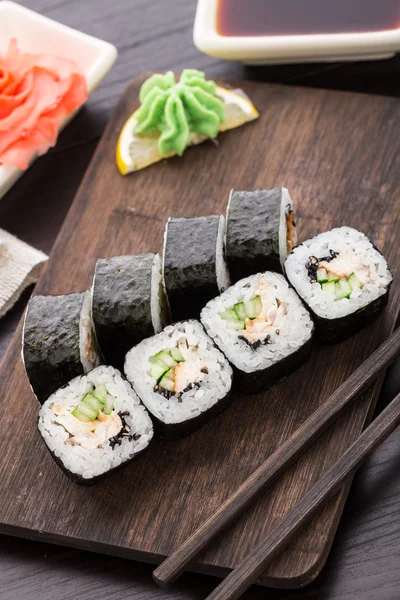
[0, 74, 399, 589]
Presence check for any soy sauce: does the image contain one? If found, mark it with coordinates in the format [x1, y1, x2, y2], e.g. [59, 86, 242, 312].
[216, 0, 400, 37]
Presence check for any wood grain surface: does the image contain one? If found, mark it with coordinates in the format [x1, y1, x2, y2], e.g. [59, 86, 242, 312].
[154, 328, 400, 587]
[1, 2, 400, 599]
[206, 390, 400, 600]
[0, 71, 399, 592]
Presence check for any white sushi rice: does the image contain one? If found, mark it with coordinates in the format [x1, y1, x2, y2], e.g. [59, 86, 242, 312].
[38, 365, 154, 480]
[201, 272, 314, 374]
[79, 290, 102, 372]
[150, 253, 164, 334]
[285, 227, 392, 320]
[124, 320, 232, 425]
[216, 215, 230, 292]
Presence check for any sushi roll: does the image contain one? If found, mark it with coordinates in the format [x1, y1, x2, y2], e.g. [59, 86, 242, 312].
[162, 215, 230, 321]
[92, 253, 169, 370]
[285, 226, 393, 343]
[23, 291, 101, 404]
[124, 320, 233, 438]
[38, 365, 154, 484]
[201, 272, 314, 392]
[225, 187, 297, 283]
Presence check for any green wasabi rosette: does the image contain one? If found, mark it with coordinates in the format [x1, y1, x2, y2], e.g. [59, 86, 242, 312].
[134, 70, 225, 156]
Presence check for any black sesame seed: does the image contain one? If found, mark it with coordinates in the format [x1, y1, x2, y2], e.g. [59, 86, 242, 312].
[238, 335, 251, 348]
[201, 367, 209, 374]
[133, 433, 141, 441]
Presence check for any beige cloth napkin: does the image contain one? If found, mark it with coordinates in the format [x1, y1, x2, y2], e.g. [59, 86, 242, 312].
[0, 228, 47, 318]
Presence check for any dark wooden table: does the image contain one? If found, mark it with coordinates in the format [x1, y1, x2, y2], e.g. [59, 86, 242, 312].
[1, 1, 400, 598]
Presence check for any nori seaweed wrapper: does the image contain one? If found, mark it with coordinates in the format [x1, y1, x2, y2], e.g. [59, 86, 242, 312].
[40, 432, 150, 485]
[163, 216, 226, 321]
[92, 254, 166, 370]
[151, 388, 233, 440]
[226, 188, 284, 282]
[311, 289, 391, 344]
[23, 293, 91, 404]
[235, 335, 314, 393]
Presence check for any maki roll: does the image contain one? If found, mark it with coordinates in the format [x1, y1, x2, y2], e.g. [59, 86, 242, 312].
[285, 226, 393, 343]
[201, 272, 314, 392]
[225, 187, 297, 283]
[92, 253, 169, 370]
[124, 320, 233, 438]
[163, 215, 230, 321]
[38, 365, 154, 484]
[23, 292, 101, 404]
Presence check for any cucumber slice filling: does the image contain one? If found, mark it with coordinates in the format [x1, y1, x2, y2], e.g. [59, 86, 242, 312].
[73, 401, 98, 421]
[81, 394, 104, 413]
[103, 394, 115, 415]
[93, 383, 107, 401]
[72, 384, 116, 422]
[170, 347, 185, 362]
[149, 346, 192, 395]
[234, 302, 247, 321]
[220, 308, 239, 321]
[245, 296, 262, 319]
[348, 272, 362, 290]
[221, 295, 262, 329]
[150, 363, 169, 382]
[71, 406, 94, 423]
[158, 369, 175, 392]
[335, 278, 352, 300]
[154, 350, 177, 368]
[317, 268, 328, 283]
[316, 267, 363, 300]
[321, 281, 336, 294]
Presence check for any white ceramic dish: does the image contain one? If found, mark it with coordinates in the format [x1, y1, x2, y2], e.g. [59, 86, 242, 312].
[0, 0, 117, 200]
[194, 0, 400, 65]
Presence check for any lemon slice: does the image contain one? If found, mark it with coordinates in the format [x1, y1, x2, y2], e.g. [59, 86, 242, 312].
[116, 86, 259, 176]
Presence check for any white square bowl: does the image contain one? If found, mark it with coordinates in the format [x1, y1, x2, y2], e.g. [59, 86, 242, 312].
[194, 0, 400, 65]
[0, 0, 118, 199]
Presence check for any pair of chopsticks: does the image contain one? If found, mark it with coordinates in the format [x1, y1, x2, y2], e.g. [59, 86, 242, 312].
[153, 326, 400, 599]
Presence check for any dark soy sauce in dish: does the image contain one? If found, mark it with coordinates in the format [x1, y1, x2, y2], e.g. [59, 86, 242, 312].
[216, 0, 400, 37]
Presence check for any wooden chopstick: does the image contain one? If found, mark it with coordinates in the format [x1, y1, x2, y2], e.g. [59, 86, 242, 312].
[204, 388, 400, 600]
[153, 327, 400, 588]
